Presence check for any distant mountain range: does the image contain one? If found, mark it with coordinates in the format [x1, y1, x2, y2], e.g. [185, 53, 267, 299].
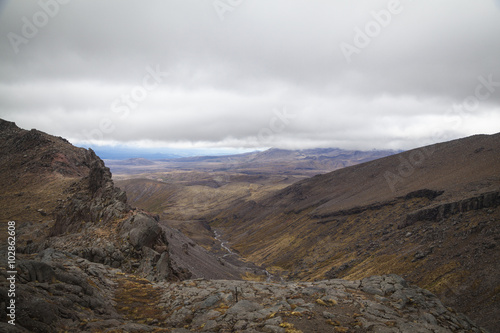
[78, 145, 254, 160]
[106, 147, 400, 177]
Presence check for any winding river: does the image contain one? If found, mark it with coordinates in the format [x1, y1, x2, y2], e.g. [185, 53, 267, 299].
[213, 230, 237, 258]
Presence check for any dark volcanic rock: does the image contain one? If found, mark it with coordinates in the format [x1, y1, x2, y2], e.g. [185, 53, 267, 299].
[153, 275, 487, 333]
[403, 190, 500, 227]
[17, 260, 56, 283]
[51, 149, 129, 236]
[1, 249, 119, 332]
[403, 188, 444, 200]
[8, 253, 486, 333]
[121, 213, 163, 249]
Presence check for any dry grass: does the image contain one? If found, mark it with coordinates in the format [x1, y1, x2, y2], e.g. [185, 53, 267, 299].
[241, 271, 267, 282]
[0, 174, 77, 222]
[113, 274, 166, 325]
[279, 322, 303, 333]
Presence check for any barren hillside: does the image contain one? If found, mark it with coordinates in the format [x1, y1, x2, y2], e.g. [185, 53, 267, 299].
[210, 133, 500, 332]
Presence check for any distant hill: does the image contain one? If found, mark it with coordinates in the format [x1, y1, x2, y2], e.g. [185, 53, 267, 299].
[114, 147, 398, 224]
[211, 133, 500, 332]
[80, 145, 253, 160]
[107, 147, 398, 177]
[109, 157, 156, 166]
[81, 145, 183, 160]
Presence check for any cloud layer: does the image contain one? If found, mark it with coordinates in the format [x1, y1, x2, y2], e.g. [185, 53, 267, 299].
[1, 0, 499, 151]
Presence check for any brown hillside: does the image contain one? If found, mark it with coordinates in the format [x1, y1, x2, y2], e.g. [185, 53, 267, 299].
[212, 133, 500, 332]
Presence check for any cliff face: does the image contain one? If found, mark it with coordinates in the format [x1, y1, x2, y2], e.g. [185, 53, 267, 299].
[50, 148, 129, 236]
[0, 119, 93, 179]
[403, 190, 500, 227]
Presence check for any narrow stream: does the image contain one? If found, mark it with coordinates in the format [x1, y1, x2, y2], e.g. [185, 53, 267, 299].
[213, 229, 274, 282]
[213, 230, 237, 258]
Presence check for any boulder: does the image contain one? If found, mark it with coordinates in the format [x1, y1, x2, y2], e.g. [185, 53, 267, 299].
[122, 214, 162, 249]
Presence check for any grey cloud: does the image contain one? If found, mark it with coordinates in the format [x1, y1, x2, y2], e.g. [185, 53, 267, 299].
[0, 0, 499, 151]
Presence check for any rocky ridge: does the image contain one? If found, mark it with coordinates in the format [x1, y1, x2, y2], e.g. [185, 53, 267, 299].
[0, 248, 488, 332]
[0, 119, 194, 282]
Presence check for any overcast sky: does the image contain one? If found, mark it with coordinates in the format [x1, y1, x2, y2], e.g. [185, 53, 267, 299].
[1, 0, 499, 152]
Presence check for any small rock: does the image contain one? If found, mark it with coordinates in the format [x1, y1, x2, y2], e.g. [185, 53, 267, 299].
[263, 325, 285, 333]
[234, 320, 248, 330]
[422, 312, 438, 325]
[287, 298, 305, 306]
[412, 251, 428, 261]
[204, 320, 220, 331]
[265, 317, 283, 326]
[323, 311, 336, 319]
[37, 209, 47, 216]
[362, 286, 385, 296]
[201, 294, 221, 309]
[292, 306, 310, 314]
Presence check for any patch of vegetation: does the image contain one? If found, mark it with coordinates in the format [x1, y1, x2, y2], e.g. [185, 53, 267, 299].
[113, 274, 166, 325]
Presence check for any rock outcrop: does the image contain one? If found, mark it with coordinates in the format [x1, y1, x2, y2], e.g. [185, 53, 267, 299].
[403, 190, 500, 228]
[50, 148, 129, 236]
